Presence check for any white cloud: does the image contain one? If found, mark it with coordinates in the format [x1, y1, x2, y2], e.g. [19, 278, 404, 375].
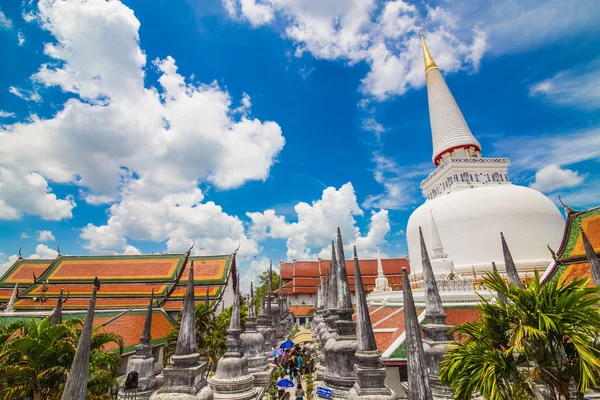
[529, 62, 600, 110]
[9, 86, 41, 102]
[530, 164, 584, 193]
[20, 231, 31, 239]
[122, 245, 142, 255]
[0, 111, 15, 118]
[361, 117, 385, 141]
[17, 30, 25, 46]
[36, 230, 55, 242]
[247, 182, 390, 259]
[362, 154, 430, 210]
[0, 9, 13, 30]
[28, 244, 58, 259]
[223, 0, 485, 100]
[0, 0, 284, 224]
[0, 167, 75, 221]
[0, 255, 18, 276]
[239, 256, 278, 292]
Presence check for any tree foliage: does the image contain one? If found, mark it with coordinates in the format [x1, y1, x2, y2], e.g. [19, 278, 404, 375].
[439, 271, 600, 400]
[253, 269, 281, 316]
[0, 317, 123, 400]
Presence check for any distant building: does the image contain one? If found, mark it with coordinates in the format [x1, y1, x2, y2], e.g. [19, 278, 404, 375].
[278, 256, 409, 327]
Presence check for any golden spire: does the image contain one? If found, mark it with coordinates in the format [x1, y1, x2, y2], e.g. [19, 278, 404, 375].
[419, 31, 438, 73]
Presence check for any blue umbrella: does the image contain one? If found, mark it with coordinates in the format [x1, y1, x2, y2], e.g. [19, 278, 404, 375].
[276, 379, 295, 388]
[279, 340, 294, 349]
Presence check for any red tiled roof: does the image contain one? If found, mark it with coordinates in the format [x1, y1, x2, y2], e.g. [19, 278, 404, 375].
[161, 299, 217, 310]
[281, 263, 293, 280]
[168, 285, 222, 299]
[14, 297, 154, 309]
[180, 256, 232, 285]
[21, 283, 171, 297]
[294, 277, 319, 287]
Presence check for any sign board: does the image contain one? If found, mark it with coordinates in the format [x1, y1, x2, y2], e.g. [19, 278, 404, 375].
[316, 386, 333, 398]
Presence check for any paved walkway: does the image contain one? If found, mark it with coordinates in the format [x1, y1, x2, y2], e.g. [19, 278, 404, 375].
[277, 369, 309, 399]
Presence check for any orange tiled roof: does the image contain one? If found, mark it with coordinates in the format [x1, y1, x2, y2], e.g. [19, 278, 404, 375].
[289, 305, 315, 316]
[14, 297, 154, 310]
[179, 255, 232, 285]
[0, 259, 53, 287]
[21, 283, 171, 297]
[544, 205, 600, 286]
[39, 254, 186, 283]
[168, 285, 222, 299]
[64, 309, 175, 354]
[161, 299, 217, 311]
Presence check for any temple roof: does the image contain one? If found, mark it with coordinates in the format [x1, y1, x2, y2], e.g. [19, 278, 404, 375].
[542, 205, 600, 286]
[278, 258, 408, 294]
[0, 309, 176, 355]
[0, 252, 235, 311]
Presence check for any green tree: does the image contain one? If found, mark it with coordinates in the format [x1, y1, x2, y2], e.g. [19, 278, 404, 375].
[0, 317, 123, 400]
[163, 302, 248, 374]
[254, 269, 281, 316]
[440, 271, 600, 400]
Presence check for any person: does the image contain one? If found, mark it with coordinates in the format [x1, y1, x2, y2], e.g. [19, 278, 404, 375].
[297, 353, 303, 372]
[278, 386, 285, 400]
[289, 358, 297, 381]
[283, 350, 290, 374]
[295, 382, 305, 400]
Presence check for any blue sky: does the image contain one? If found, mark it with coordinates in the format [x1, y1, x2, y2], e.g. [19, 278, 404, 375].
[0, 0, 599, 287]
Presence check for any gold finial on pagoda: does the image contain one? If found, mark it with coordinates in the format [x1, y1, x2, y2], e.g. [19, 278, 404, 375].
[420, 30, 438, 73]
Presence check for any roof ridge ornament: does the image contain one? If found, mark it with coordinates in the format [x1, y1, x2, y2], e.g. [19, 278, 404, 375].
[18, 247, 23, 259]
[558, 195, 577, 215]
[580, 227, 600, 286]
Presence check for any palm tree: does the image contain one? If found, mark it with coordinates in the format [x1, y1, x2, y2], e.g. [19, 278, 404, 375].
[0, 317, 123, 400]
[440, 271, 600, 400]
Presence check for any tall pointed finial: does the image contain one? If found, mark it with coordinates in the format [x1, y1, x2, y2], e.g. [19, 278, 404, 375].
[4, 283, 18, 313]
[187, 241, 195, 255]
[140, 289, 154, 346]
[430, 209, 447, 259]
[336, 228, 352, 310]
[267, 260, 273, 317]
[329, 240, 339, 310]
[402, 268, 433, 400]
[491, 262, 508, 304]
[249, 282, 256, 318]
[500, 233, 524, 289]
[50, 288, 64, 325]
[176, 261, 197, 355]
[377, 249, 384, 277]
[229, 284, 242, 332]
[354, 246, 377, 352]
[420, 31, 438, 73]
[61, 281, 99, 400]
[260, 290, 266, 315]
[581, 227, 600, 286]
[419, 227, 447, 324]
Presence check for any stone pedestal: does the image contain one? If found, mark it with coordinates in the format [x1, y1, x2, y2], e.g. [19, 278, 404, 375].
[347, 357, 397, 400]
[118, 344, 156, 399]
[150, 353, 207, 399]
[323, 308, 357, 399]
[422, 324, 454, 400]
[209, 356, 258, 400]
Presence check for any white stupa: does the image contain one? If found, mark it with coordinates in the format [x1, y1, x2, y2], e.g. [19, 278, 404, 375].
[406, 33, 565, 276]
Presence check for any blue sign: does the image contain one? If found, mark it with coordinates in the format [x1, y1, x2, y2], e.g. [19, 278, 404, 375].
[316, 386, 332, 398]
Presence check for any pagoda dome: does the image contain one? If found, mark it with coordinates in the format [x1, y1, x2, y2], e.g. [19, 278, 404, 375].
[240, 329, 266, 360]
[407, 184, 564, 275]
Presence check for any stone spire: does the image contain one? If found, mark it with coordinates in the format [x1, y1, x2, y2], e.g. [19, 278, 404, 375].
[373, 249, 391, 293]
[491, 262, 509, 304]
[348, 246, 395, 400]
[50, 288, 64, 325]
[402, 268, 433, 400]
[209, 285, 258, 399]
[122, 290, 157, 398]
[581, 227, 600, 286]
[241, 282, 270, 387]
[419, 228, 453, 397]
[501, 232, 524, 289]
[419, 227, 448, 326]
[177, 261, 197, 356]
[328, 241, 339, 314]
[61, 280, 99, 400]
[420, 31, 481, 165]
[256, 290, 272, 353]
[354, 247, 377, 352]
[430, 209, 447, 259]
[266, 261, 273, 322]
[151, 262, 206, 399]
[4, 283, 17, 313]
[336, 228, 352, 311]
[323, 229, 357, 398]
[141, 289, 154, 346]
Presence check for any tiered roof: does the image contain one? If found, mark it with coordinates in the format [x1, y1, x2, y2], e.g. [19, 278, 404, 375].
[542, 205, 600, 286]
[279, 258, 409, 295]
[0, 258, 53, 302]
[0, 252, 235, 311]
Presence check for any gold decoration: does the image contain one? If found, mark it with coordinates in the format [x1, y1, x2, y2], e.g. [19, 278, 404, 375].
[420, 31, 438, 73]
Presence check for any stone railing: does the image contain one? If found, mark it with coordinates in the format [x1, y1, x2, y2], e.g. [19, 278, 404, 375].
[411, 279, 481, 292]
[421, 157, 510, 187]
